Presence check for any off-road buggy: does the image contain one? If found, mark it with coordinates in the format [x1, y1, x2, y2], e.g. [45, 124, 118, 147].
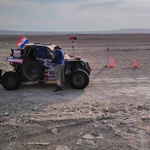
[0, 43, 91, 90]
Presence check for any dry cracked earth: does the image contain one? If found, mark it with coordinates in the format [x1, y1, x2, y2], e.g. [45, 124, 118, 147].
[0, 34, 150, 150]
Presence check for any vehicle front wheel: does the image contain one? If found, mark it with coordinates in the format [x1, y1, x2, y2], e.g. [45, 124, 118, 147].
[1, 72, 21, 90]
[70, 69, 89, 89]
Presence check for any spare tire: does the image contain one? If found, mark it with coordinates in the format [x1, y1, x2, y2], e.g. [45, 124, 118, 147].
[1, 71, 21, 90]
[70, 69, 89, 89]
[23, 61, 44, 81]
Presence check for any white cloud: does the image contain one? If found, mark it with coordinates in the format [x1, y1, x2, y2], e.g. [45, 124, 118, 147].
[0, 0, 150, 31]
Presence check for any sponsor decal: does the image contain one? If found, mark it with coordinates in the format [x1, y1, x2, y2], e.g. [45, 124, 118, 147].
[7, 58, 24, 63]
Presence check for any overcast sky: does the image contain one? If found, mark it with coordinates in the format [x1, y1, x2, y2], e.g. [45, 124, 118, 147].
[0, 0, 150, 31]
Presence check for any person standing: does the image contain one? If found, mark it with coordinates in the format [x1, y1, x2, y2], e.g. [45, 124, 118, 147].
[51, 46, 65, 92]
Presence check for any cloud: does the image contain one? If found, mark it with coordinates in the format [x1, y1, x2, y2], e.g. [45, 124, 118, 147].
[0, 0, 150, 31]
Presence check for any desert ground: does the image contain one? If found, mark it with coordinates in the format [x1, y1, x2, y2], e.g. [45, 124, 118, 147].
[0, 34, 150, 150]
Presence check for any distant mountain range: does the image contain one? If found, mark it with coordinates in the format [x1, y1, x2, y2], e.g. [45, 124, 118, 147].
[0, 28, 150, 35]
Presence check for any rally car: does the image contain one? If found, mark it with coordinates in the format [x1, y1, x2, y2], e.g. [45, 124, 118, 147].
[0, 43, 91, 90]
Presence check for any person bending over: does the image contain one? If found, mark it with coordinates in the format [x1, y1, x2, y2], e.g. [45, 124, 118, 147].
[51, 46, 65, 92]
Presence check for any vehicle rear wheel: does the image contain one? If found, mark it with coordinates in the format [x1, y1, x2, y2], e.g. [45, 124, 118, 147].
[1, 71, 21, 90]
[23, 61, 44, 81]
[70, 69, 89, 89]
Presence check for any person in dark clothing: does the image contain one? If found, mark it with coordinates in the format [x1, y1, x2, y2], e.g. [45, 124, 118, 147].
[51, 46, 65, 92]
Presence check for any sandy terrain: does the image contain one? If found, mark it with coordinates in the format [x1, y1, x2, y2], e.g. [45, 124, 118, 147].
[0, 34, 150, 150]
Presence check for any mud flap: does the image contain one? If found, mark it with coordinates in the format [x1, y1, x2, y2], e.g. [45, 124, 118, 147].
[0, 69, 2, 84]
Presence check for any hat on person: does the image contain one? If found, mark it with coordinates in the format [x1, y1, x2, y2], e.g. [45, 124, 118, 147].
[54, 45, 61, 49]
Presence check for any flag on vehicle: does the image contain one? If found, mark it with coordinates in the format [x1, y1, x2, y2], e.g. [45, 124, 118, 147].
[16, 36, 29, 48]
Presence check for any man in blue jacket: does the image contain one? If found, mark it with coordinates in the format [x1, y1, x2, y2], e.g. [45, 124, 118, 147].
[51, 46, 65, 92]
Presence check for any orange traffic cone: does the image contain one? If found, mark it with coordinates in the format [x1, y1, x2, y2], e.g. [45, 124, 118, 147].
[134, 59, 138, 68]
[110, 59, 115, 68]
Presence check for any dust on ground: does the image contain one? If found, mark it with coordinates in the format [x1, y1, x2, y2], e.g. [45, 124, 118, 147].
[0, 34, 150, 150]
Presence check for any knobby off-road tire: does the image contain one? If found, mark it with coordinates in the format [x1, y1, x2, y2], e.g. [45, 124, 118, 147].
[70, 69, 89, 89]
[23, 61, 44, 81]
[1, 71, 21, 90]
[81, 67, 91, 75]
[79, 61, 91, 75]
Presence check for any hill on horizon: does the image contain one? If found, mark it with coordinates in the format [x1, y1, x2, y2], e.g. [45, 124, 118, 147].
[0, 28, 150, 35]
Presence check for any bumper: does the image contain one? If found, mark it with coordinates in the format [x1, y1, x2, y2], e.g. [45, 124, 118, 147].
[0, 69, 2, 84]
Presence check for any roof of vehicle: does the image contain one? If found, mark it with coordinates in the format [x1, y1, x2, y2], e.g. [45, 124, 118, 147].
[25, 43, 72, 60]
[25, 43, 56, 50]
